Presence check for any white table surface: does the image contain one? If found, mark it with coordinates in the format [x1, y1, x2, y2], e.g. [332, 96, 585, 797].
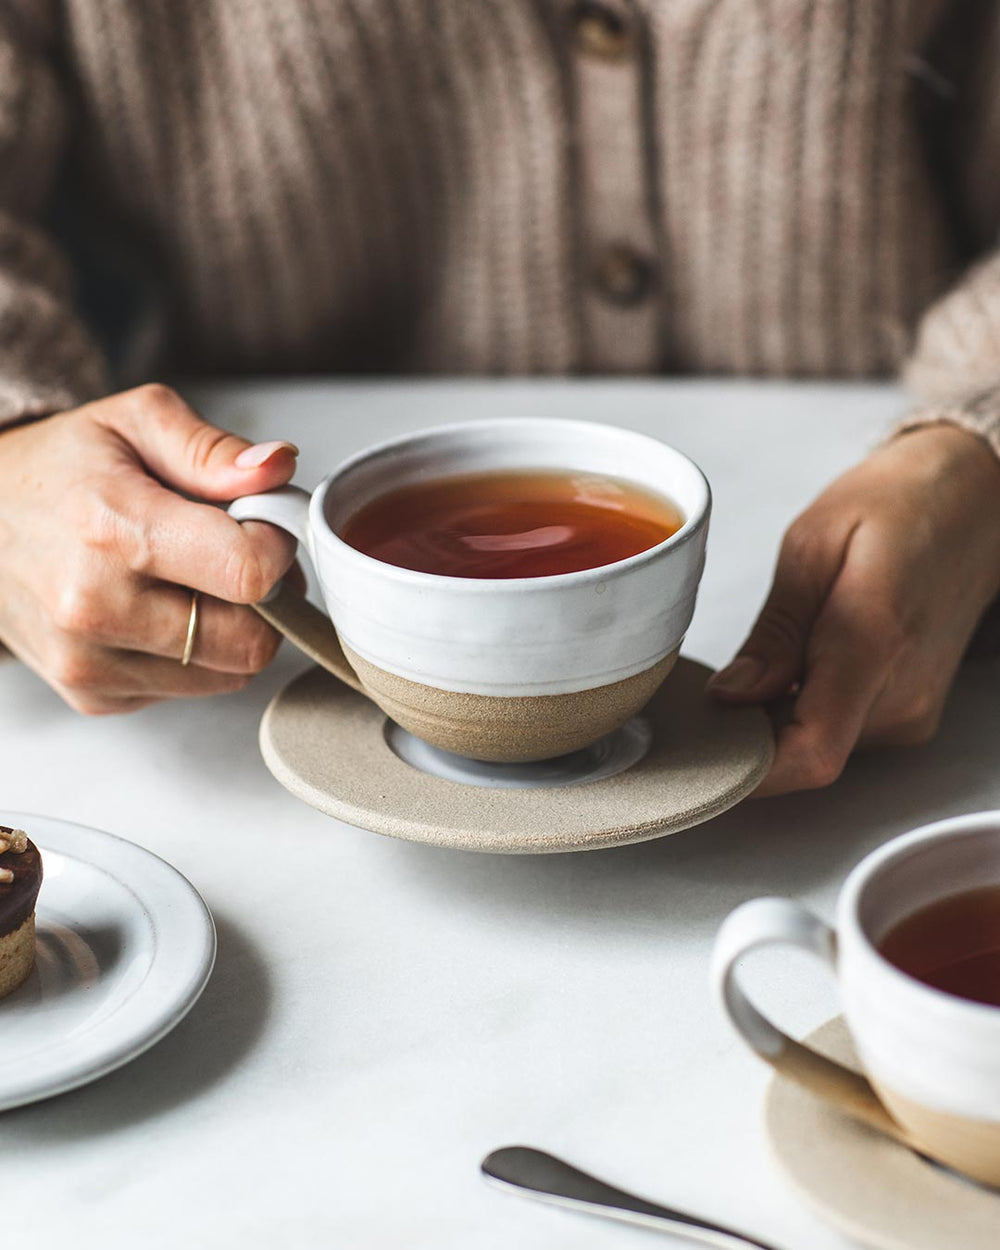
[4, 379, 999, 1250]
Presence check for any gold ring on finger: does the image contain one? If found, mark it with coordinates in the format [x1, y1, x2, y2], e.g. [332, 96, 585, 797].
[181, 591, 201, 667]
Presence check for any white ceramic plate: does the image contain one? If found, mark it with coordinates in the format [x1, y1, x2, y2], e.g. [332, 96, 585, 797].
[0, 811, 216, 1111]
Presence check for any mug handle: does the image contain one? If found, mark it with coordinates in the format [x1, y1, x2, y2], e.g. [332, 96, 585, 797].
[227, 487, 363, 694]
[712, 897, 909, 1142]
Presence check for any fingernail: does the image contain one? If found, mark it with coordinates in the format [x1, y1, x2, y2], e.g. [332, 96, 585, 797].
[235, 440, 299, 469]
[708, 655, 765, 695]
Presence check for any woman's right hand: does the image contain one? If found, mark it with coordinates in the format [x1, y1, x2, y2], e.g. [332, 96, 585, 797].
[0, 383, 300, 714]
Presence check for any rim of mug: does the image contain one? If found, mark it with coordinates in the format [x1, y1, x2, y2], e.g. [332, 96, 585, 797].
[838, 810, 1000, 1024]
[307, 416, 712, 591]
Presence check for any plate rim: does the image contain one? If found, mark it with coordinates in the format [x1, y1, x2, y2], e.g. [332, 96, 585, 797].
[0, 810, 217, 1112]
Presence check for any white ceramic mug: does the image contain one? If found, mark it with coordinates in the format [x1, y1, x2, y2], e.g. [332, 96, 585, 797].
[230, 417, 711, 761]
[713, 811, 1000, 1188]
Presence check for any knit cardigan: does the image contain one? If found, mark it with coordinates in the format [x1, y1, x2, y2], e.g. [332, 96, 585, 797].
[2, 0, 1000, 455]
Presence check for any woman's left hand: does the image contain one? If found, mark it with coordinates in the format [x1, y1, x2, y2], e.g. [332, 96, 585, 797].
[708, 424, 1000, 797]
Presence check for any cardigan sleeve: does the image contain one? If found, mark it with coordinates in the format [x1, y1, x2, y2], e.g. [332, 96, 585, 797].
[896, 8, 1000, 458]
[0, 3, 107, 427]
[899, 251, 1000, 460]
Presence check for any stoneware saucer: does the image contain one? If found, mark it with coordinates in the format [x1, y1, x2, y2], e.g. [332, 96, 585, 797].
[765, 1017, 1000, 1250]
[259, 655, 773, 853]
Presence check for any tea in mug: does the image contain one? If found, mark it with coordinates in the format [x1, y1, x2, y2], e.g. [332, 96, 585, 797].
[339, 469, 684, 578]
[879, 884, 1000, 1007]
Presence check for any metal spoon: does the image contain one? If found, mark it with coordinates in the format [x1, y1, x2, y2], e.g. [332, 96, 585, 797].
[481, 1146, 780, 1250]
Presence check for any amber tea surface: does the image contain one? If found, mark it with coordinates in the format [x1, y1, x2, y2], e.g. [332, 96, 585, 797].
[339, 469, 684, 578]
[878, 884, 1000, 1007]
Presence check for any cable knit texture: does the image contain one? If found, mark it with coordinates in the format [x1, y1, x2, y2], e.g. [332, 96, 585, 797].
[1, 0, 999, 451]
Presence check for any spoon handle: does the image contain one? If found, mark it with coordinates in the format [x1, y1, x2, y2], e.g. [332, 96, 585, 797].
[481, 1146, 779, 1250]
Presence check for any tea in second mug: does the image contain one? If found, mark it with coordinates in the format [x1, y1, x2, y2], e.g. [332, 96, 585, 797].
[230, 417, 711, 761]
[713, 811, 1000, 1189]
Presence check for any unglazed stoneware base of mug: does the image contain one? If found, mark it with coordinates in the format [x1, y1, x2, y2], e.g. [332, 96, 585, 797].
[874, 1084, 1000, 1192]
[765, 1017, 1000, 1250]
[258, 655, 774, 853]
[342, 644, 680, 763]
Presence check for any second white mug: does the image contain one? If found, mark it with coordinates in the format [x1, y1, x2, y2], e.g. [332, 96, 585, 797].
[713, 811, 1000, 1188]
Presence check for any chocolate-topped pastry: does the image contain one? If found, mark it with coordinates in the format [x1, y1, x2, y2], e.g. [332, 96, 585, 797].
[0, 826, 42, 1000]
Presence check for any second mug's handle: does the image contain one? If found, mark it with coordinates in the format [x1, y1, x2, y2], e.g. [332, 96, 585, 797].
[227, 487, 363, 694]
[712, 897, 909, 1143]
